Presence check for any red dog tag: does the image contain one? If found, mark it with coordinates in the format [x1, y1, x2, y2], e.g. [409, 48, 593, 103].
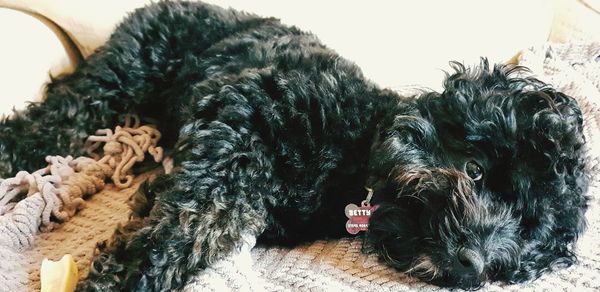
[345, 203, 378, 235]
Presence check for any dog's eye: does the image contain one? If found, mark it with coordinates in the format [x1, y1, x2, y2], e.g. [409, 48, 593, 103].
[465, 160, 483, 181]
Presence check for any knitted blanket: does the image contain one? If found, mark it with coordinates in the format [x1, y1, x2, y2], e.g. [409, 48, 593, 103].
[2, 43, 599, 291]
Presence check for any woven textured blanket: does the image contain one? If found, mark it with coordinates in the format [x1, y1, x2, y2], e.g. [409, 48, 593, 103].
[1, 43, 599, 291]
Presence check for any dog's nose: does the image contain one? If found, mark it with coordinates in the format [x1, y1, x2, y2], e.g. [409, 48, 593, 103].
[456, 248, 484, 276]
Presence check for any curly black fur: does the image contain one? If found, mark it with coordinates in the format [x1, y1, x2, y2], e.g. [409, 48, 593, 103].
[365, 62, 589, 288]
[0, 1, 589, 291]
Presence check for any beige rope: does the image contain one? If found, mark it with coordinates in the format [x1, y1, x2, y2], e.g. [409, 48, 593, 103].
[86, 124, 163, 188]
[0, 116, 164, 250]
[0, 116, 165, 292]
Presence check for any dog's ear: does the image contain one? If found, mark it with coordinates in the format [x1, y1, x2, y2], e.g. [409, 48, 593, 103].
[516, 88, 586, 177]
[514, 86, 588, 219]
[505, 238, 578, 283]
[507, 88, 589, 283]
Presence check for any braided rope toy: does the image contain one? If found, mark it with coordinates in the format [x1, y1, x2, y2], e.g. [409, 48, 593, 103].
[0, 115, 164, 250]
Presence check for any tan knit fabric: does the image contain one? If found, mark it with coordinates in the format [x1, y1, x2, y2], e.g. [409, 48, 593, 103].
[24, 180, 139, 291]
[6, 42, 600, 291]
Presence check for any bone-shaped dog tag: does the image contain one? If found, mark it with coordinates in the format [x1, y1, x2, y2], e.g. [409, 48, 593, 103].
[345, 203, 378, 235]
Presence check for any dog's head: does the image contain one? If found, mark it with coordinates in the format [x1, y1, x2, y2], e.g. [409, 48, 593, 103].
[366, 60, 589, 289]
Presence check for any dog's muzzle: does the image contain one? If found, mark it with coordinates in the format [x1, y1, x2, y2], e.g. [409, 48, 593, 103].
[393, 166, 520, 288]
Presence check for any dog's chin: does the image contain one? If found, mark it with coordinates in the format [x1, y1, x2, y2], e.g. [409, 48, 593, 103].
[366, 203, 493, 290]
[379, 251, 487, 290]
[434, 274, 487, 291]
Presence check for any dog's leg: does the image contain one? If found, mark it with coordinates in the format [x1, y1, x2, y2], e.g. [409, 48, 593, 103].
[78, 114, 277, 291]
[0, 1, 263, 176]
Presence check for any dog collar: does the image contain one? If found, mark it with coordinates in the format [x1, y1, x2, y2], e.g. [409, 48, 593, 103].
[344, 187, 379, 235]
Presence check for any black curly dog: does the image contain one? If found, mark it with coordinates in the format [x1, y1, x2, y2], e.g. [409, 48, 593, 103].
[0, 1, 589, 290]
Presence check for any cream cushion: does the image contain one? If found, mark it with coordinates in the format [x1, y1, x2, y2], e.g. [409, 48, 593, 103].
[550, 0, 600, 43]
[1, 0, 553, 93]
[0, 8, 76, 116]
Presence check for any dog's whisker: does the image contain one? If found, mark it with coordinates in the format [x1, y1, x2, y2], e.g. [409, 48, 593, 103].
[405, 255, 441, 281]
